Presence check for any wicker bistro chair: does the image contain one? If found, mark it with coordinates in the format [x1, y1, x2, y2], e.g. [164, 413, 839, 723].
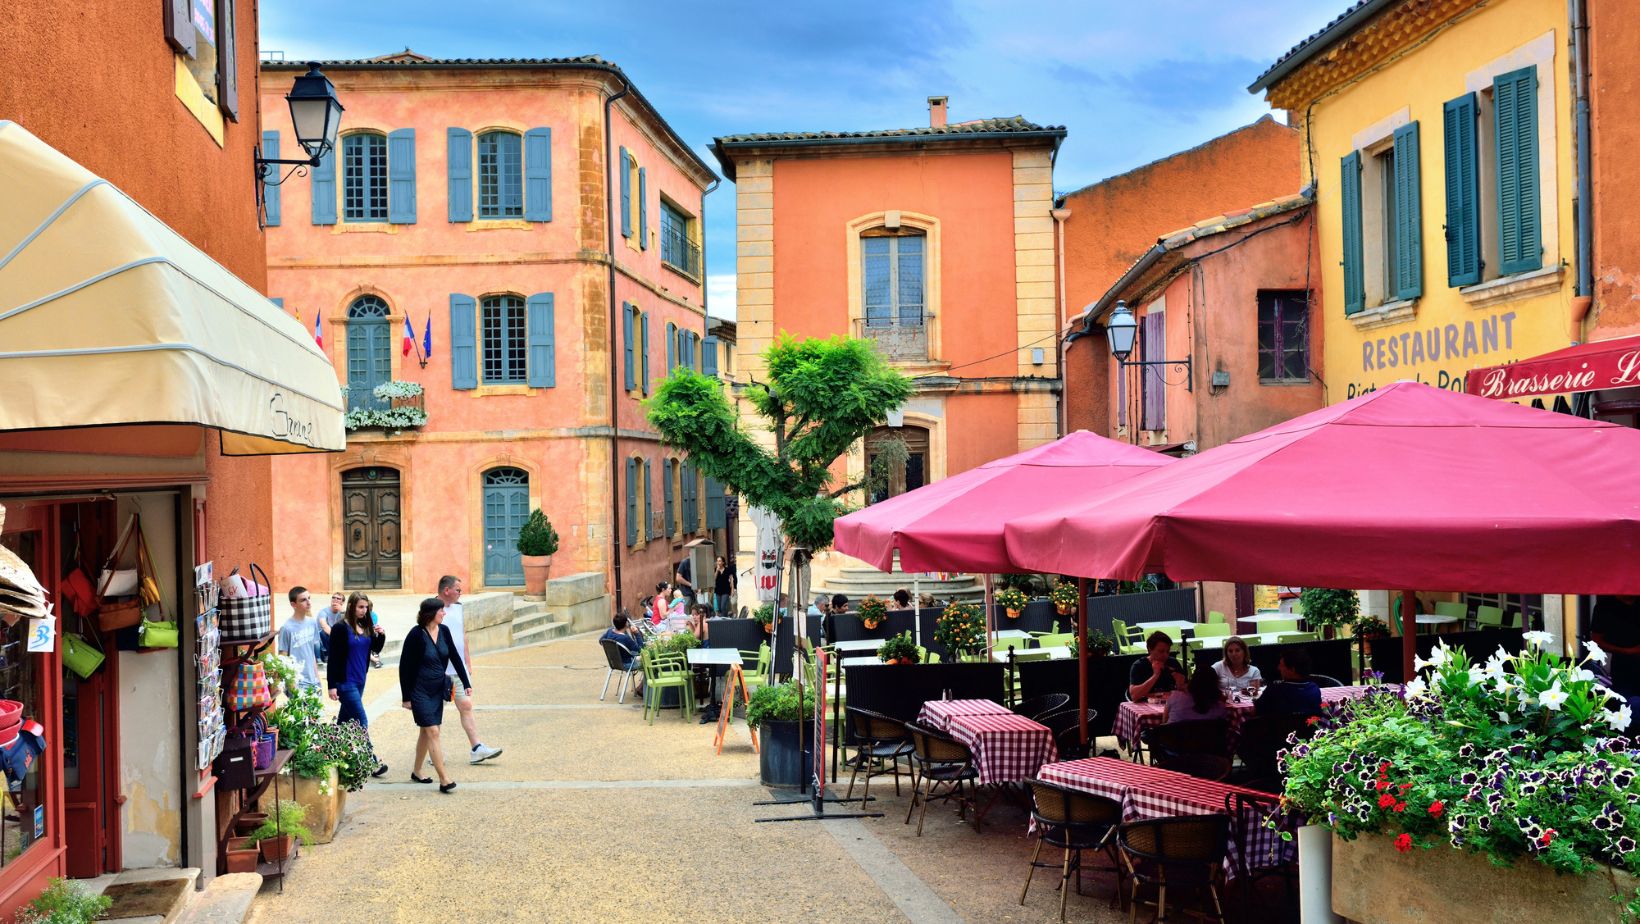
[1014, 693, 1072, 722]
[1225, 790, 1298, 917]
[1156, 752, 1232, 782]
[1022, 780, 1126, 922]
[844, 707, 914, 803]
[1140, 718, 1230, 765]
[598, 638, 642, 704]
[903, 722, 979, 836]
[1040, 708, 1100, 761]
[1232, 714, 1311, 785]
[1117, 814, 1231, 924]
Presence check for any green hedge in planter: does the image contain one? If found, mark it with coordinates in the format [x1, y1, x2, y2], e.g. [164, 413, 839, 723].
[746, 681, 815, 729]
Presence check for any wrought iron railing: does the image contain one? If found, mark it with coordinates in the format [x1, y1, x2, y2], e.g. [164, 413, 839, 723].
[661, 225, 702, 278]
[853, 317, 928, 362]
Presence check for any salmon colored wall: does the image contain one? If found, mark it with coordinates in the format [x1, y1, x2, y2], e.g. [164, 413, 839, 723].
[1061, 117, 1301, 433]
[1588, 0, 1640, 340]
[944, 394, 1021, 475]
[261, 67, 707, 605]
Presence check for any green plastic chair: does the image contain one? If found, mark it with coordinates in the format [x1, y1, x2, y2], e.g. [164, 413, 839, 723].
[1508, 611, 1523, 629]
[1276, 632, 1318, 644]
[641, 649, 695, 725]
[1206, 611, 1227, 624]
[1149, 626, 1183, 642]
[1193, 623, 1230, 639]
[1435, 601, 1468, 622]
[1475, 605, 1504, 628]
[994, 636, 1030, 653]
[1261, 617, 1300, 634]
[1110, 619, 1147, 655]
[1037, 632, 1074, 648]
[739, 644, 772, 696]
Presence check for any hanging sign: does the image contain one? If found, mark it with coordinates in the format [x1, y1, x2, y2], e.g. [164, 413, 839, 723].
[26, 615, 54, 653]
[749, 506, 782, 603]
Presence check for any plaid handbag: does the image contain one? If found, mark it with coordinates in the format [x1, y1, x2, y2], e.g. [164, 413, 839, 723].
[218, 563, 272, 643]
[228, 661, 272, 711]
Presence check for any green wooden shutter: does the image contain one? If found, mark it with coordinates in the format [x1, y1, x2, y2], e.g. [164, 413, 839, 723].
[638, 167, 648, 250]
[449, 294, 478, 389]
[387, 128, 417, 224]
[526, 293, 555, 388]
[705, 477, 725, 529]
[702, 336, 719, 377]
[666, 321, 676, 372]
[626, 458, 638, 546]
[1443, 93, 1482, 287]
[640, 311, 651, 395]
[1340, 151, 1365, 315]
[663, 459, 675, 536]
[1392, 121, 1422, 301]
[622, 303, 635, 391]
[680, 462, 694, 532]
[261, 131, 281, 226]
[619, 147, 632, 239]
[447, 128, 473, 222]
[1494, 65, 1542, 276]
[311, 148, 337, 225]
[644, 460, 655, 540]
[524, 127, 552, 221]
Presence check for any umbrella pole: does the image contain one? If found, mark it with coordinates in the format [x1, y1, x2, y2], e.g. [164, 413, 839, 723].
[1077, 577, 1089, 749]
[1400, 589, 1417, 683]
[913, 576, 921, 648]
[984, 573, 994, 663]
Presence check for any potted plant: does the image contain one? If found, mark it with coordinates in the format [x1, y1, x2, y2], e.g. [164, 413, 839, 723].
[858, 595, 889, 631]
[1353, 613, 1392, 659]
[1068, 628, 1114, 658]
[1050, 580, 1080, 616]
[18, 878, 112, 924]
[1277, 635, 1640, 922]
[516, 508, 560, 595]
[747, 682, 815, 788]
[995, 586, 1029, 620]
[234, 810, 268, 835]
[224, 835, 259, 873]
[753, 603, 775, 635]
[1298, 586, 1360, 639]
[934, 601, 985, 659]
[248, 800, 313, 863]
[877, 631, 920, 665]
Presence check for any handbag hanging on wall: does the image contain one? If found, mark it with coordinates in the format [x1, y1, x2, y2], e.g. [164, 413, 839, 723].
[218, 564, 272, 643]
[95, 514, 159, 632]
[228, 661, 272, 711]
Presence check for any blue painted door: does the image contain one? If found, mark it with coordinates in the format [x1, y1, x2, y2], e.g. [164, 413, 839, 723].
[482, 468, 529, 586]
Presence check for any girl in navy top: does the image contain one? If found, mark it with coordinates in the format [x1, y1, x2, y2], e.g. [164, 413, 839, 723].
[327, 592, 388, 777]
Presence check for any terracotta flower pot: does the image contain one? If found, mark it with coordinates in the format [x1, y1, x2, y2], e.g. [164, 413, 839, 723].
[1055, 602, 1076, 616]
[761, 622, 772, 635]
[1006, 608, 1022, 620]
[863, 618, 881, 631]
[520, 554, 553, 595]
[258, 834, 295, 863]
[235, 812, 267, 835]
[225, 836, 258, 873]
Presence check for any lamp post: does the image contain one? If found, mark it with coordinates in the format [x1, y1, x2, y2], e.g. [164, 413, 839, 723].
[1106, 299, 1193, 392]
[254, 62, 344, 187]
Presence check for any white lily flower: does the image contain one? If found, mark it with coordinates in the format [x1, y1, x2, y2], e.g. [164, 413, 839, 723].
[1585, 640, 1610, 665]
[1414, 654, 1433, 672]
[1523, 630, 1554, 649]
[1608, 704, 1633, 731]
[1482, 657, 1507, 681]
[1539, 680, 1568, 711]
[1572, 667, 1597, 683]
[1467, 666, 1485, 686]
[1404, 678, 1428, 699]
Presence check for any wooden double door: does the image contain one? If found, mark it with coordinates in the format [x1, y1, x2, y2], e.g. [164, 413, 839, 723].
[342, 467, 401, 588]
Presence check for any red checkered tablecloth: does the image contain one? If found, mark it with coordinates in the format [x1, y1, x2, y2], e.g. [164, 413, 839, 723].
[1037, 757, 1290, 876]
[1113, 685, 1381, 751]
[915, 698, 1014, 734]
[945, 712, 1057, 785]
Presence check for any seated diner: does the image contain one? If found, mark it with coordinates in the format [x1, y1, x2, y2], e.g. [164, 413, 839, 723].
[1127, 631, 1187, 702]
[1212, 636, 1264, 696]
[1254, 648, 1323, 717]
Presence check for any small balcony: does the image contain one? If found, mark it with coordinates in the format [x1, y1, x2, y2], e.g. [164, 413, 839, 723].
[344, 381, 427, 433]
[660, 225, 703, 280]
[854, 317, 928, 363]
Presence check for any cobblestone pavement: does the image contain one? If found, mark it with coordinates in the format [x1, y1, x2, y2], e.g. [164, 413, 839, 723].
[247, 634, 1288, 923]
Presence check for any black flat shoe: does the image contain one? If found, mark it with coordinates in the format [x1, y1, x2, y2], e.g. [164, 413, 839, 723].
[439, 781, 457, 793]
[372, 763, 389, 778]
[410, 772, 432, 784]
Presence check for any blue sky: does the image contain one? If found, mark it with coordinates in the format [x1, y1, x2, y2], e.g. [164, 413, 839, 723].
[261, 1, 1343, 319]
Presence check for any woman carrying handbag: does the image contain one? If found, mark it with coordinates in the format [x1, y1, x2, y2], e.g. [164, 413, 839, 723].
[326, 592, 389, 778]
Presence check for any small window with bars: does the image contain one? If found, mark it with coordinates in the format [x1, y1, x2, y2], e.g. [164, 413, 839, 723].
[1257, 291, 1310, 383]
[481, 294, 527, 384]
[478, 131, 524, 219]
[660, 200, 701, 277]
[862, 229, 925, 328]
[342, 133, 388, 222]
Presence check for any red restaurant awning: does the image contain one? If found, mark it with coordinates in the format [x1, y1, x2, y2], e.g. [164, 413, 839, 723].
[1467, 334, 1640, 400]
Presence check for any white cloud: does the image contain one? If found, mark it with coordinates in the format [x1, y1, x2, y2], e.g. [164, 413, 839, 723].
[707, 274, 736, 321]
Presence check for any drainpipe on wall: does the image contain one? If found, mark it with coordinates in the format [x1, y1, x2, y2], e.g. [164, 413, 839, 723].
[604, 77, 631, 612]
[1052, 206, 1070, 436]
[1571, 0, 1594, 340]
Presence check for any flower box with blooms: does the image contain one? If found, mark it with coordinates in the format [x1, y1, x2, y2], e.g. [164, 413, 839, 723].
[877, 631, 920, 665]
[995, 587, 1029, 619]
[857, 595, 889, 630]
[1049, 581, 1080, 615]
[1277, 634, 1640, 922]
[934, 601, 984, 657]
[1068, 629, 1114, 659]
[753, 603, 775, 634]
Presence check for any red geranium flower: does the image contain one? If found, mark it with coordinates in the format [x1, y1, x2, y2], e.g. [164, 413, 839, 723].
[1398, 782, 1413, 792]
[1378, 793, 1397, 809]
[1306, 715, 1321, 725]
[1395, 833, 1412, 853]
[1541, 829, 1556, 846]
[1393, 802, 1407, 813]
[1375, 780, 1391, 792]
[1427, 801, 1444, 818]
[1379, 761, 1391, 776]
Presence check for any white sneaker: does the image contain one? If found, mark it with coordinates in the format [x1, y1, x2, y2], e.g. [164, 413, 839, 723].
[469, 744, 502, 764]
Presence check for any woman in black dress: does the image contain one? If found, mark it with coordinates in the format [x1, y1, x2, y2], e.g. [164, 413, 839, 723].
[398, 597, 471, 793]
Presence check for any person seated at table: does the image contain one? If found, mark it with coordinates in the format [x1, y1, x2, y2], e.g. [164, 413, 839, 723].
[664, 589, 691, 633]
[893, 588, 912, 609]
[1166, 666, 1230, 723]
[601, 612, 646, 689]
[807, 594, 829, 617]
[686, 603, 713, 643]
[1212, 636, 1264, 697]
[1255, 649, 1323, 717]
[919, 593, 936, 609]
[1128, 631, 1187, 703]
[649, 582, 670, 625]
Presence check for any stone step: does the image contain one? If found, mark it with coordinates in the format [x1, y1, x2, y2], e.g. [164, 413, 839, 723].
[511, 619, 570, 647]
[175, 873, 261, 924]
[512, 610, 555, 635]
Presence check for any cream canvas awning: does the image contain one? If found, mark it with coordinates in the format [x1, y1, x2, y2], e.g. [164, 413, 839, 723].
[0, 121, 344, 455]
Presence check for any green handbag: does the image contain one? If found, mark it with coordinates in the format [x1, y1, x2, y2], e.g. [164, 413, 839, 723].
[138, 618, 179, 649]
[63, 632, 106, 679]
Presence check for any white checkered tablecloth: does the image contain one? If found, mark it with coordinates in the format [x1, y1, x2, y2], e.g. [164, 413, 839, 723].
[1037, 757, 1290, 877]
[915, 698, 1014, 734]
[945, 712, 1058, 785]
[1113, 685, 1382, 750]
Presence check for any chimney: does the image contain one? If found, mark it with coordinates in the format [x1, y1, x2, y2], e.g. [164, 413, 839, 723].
[928, 96, 949, 128]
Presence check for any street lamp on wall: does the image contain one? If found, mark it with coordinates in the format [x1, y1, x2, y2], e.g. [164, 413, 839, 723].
[1105, 299, 1193, 392]
[254, 62, 345, 188]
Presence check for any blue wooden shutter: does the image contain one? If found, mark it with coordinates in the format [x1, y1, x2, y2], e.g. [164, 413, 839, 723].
[640, 311, 651, 395]
[261, 131, 281, 226]
[622, 303, 636, 390]
[680, 462, 693, 531]
[619, 148, 633, 239]
[1140, 313, 1166, 430]
[666, 321, 676, 372]
[449, 294, 478, 390]
[447, 128, 473, 223]
[663, 459, 675, 535]
[644, 460, 655, 540]
[387, 128, 417, 224]
[705, 477, 725, 529]
[526, 293, 555, 387]
[1392, 121, 1422, 301]
[638, 167, 648, 250]
[626, 458, 638, 546]
[1443, 93, 1482, 287]
[1340, 151, 1365, 315]
[311, 148, 336, 225]
[524, 127, 552, 222]
[1494, 65, 1542, 276]
[703, 336, 719, 377]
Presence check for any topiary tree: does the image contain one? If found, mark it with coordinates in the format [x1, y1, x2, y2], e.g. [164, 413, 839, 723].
[646, 335, 911, 551]
[517, 508, 560, 557]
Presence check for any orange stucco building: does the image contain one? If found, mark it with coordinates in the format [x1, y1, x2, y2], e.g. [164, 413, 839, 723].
[261, 53, 717, 608]
[1058, 117, 1302, 435]
[711, 98, 1066, 564]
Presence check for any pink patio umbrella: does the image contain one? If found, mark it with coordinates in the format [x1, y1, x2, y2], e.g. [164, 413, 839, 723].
[1003, 381, 1640, 679]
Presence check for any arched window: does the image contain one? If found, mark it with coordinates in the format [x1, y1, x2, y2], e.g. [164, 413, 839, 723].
[477, 131, 524, 219]
[861, 228, 925, 328]
[341, 132, 388, 222]
[345, 295, 391, 410]
[480, 294, 527, 384]
[481, 468, 529, 586]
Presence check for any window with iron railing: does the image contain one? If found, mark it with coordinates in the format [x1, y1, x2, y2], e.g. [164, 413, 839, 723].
[862, 229, 925, 328]
[660, 200, 701, 277]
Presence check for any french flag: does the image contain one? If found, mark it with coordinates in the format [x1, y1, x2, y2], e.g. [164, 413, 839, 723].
[312, 312, 323, 349]
[403, 315, 416, 357]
